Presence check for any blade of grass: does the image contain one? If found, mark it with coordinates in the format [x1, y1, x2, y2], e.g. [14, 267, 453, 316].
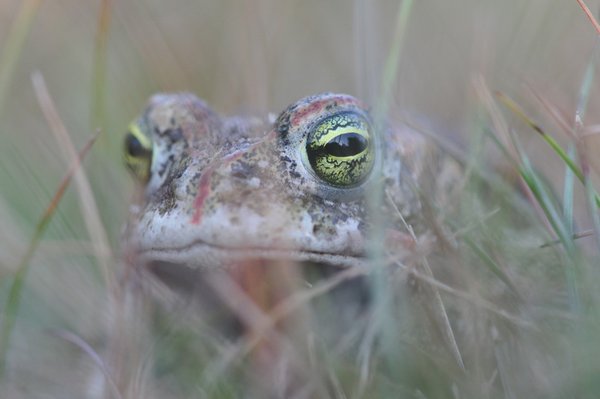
[32, 72, 115, 293]
[388, 189, 465, 370]
[540, 229, 594, 248]
[0, 133, 99, 377]
[91, 0, 113, 136]
[527, 85, 580, 225]
[368, 0, 415, 372]
[496, 91, 600, 210]
[474, 77, 554, 234]
[574, 30, 600, 252]
[574, 41, 597, 126]
[390, 260, 536, 330]
[353, 0, 375, 100]
[374, 0, 414, 121]
[518, 152, 574, 254]
[480, 82, 576, 254]
[525, 83, 579, 141]
[0, 0, 43, 117]
[571, 32, 600, 313]
[519, 140, 583, 312]
[563, 144, 576, 236]
[516, 135, 583, 312]
[576, 0, 600, 35]
[52, 329, 122, 399]
[584, 170, 600, 249]
[517, 148, 582, 315]
[474, 77, 584, 319]
[483, 125, 562, 239]
[495, 92, 584, 183]
[468, 100, 574, 302]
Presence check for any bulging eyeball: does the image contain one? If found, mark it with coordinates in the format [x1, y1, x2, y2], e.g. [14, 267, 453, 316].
[124, 122, 153, 183]
[303, 111, 374, 187]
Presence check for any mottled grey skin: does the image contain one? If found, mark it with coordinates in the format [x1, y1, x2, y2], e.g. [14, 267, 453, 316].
[127, 92, 458, 275]
[117, 92, 465, 397]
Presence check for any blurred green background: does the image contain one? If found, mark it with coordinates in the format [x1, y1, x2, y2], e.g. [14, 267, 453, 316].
[0, 0, 599, 396]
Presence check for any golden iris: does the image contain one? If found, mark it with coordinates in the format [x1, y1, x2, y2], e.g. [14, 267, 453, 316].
[304, 112, 374, 187]
[124, 122, 152, 183]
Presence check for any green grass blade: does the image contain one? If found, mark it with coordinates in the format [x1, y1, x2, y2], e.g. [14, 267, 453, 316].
[574, 28, 600, 251]
[585, 172, 600, 251]
[91, 0, 113, 136]
[373, 0, 414, 121]
[0, 133, 98, 377]
[574, 40, 598, 125]
[484, 88, 580, 314]
[496, 91, 600, 209]
[561, 144, 579, 314]
[576, 0, 600, 35]
[496, 92, 583, 181]
[540, 133, 585, 183]
[368, 0, 415, 372]
[563, 145, 576, 235]
[518, 160, 572, 253]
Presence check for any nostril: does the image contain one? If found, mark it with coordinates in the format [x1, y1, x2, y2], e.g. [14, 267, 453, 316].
[231, 169, 248, 179]
[312, 223, 321, 235]
[161, 127, 184, 142]
[230, 161, 257, 180]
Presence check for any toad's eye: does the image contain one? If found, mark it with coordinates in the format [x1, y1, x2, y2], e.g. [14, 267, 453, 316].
[304, 112, 374, 187]
[124, 122, 152, 183]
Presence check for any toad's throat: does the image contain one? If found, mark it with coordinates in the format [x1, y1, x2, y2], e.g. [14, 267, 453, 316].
[146, 256, 373, 340]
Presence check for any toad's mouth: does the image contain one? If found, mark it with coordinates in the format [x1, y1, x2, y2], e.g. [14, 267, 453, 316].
[135, 239, 368, 271]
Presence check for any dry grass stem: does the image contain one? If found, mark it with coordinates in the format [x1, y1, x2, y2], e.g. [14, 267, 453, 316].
[31, 72, 115, 293]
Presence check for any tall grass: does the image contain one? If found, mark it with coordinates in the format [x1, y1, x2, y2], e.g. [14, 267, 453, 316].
[1, 1, 600, 398]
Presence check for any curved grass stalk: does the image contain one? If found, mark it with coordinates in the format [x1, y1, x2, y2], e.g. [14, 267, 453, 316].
[0, 133, 98, 377]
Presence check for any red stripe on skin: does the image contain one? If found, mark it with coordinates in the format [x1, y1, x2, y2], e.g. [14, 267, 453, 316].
[191, 163, 215, 225]
[290, 97, 359, 127]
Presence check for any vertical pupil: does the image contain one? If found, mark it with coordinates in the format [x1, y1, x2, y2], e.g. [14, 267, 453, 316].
[324, 133, 368, 157]
[126, 133, 146, 157]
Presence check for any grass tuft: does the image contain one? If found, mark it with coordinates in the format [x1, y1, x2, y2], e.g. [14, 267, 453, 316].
[0, 131, 98, 377]
[4, 2, 600, 398]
